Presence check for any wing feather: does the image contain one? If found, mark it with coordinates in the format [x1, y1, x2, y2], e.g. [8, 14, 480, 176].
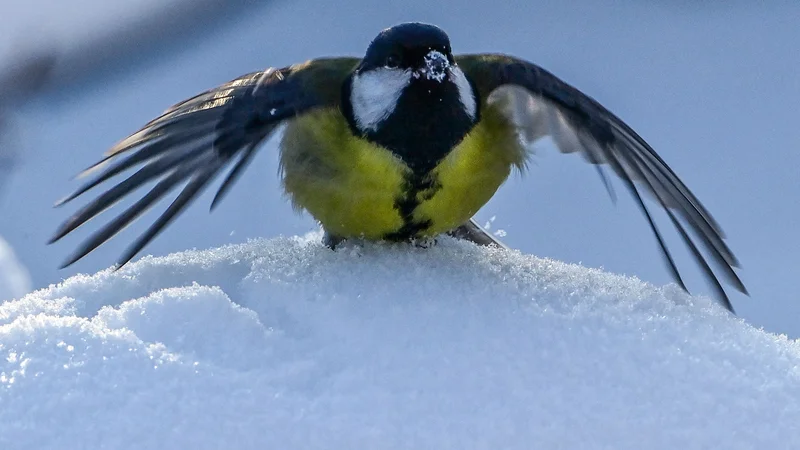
[51, 57, 359, 267]
[458, 54, 746, 311]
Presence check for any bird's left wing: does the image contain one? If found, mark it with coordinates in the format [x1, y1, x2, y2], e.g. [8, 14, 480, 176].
[456, 54, 746, 312]
[50, 57, 360, 268]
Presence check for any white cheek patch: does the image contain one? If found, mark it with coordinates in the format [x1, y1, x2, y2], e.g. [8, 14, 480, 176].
[450, 67, 477, 120]
[350, 68, 411, 132]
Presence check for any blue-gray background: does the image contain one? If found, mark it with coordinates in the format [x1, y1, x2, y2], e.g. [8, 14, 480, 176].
[1, 1, 798, 336]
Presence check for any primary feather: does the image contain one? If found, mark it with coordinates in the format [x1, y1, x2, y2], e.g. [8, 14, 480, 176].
[50, 58, 359, 268]
[458, 53, 746, 311]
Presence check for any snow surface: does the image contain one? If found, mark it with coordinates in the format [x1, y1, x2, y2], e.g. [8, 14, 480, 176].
[2, 234, 799, 449]
[0, 236, 31, 302]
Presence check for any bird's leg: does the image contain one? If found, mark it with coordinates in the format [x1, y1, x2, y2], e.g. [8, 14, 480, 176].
[322, 230, 345, 249]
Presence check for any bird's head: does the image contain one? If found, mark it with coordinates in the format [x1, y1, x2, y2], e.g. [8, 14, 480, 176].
[347, 22, 477, 135]
[360, 22, 454, 83]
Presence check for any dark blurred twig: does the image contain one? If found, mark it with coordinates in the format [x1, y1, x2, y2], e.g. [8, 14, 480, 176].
[0, 0, 276, 191]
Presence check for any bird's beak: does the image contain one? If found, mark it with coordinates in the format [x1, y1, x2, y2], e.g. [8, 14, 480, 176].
[414, 50, 450, 82]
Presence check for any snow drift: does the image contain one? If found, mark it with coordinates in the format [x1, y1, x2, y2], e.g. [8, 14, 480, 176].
[1, 234, 798, 449]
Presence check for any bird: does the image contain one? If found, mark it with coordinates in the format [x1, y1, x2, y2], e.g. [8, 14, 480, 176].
[49, 22, 747, 311]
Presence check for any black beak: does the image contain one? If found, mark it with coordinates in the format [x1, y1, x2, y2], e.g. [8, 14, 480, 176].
[414, 50, 450, 82]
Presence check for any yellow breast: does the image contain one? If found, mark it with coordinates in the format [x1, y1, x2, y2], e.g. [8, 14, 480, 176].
[413, 107, 525, 235]
[279, 106, 525, 240]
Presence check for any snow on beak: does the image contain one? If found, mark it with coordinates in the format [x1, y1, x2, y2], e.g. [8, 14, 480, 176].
[414, 50, 450, 82]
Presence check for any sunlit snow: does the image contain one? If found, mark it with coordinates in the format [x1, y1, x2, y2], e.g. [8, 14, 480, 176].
[1, 234, 798, 449]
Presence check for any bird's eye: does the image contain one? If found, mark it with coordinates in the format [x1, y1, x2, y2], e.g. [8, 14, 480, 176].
[385, 54, 401, 68]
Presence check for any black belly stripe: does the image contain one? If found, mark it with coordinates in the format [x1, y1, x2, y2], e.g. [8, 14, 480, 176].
[383, 172, 440, 241]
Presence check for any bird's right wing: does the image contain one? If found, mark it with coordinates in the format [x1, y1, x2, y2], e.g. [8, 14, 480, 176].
[50, 57, 360, 268]
[457, 53, 746, 312]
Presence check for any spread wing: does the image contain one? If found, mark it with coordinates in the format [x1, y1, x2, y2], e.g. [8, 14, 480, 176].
[457, 53, 747, 312]
[50, 57, 360, 268]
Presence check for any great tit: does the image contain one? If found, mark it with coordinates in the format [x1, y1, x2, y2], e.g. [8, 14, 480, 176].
[50, 22, 747, 311]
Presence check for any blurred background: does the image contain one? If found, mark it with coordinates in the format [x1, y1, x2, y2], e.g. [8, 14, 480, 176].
[0, 1, 797, 336]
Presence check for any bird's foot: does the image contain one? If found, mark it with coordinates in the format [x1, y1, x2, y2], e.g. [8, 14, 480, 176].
[409, 236, 437, 248]
[322, 231, 345, 249]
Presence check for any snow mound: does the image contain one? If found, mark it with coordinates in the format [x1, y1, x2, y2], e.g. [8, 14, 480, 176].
[1, 234, 798, 449]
